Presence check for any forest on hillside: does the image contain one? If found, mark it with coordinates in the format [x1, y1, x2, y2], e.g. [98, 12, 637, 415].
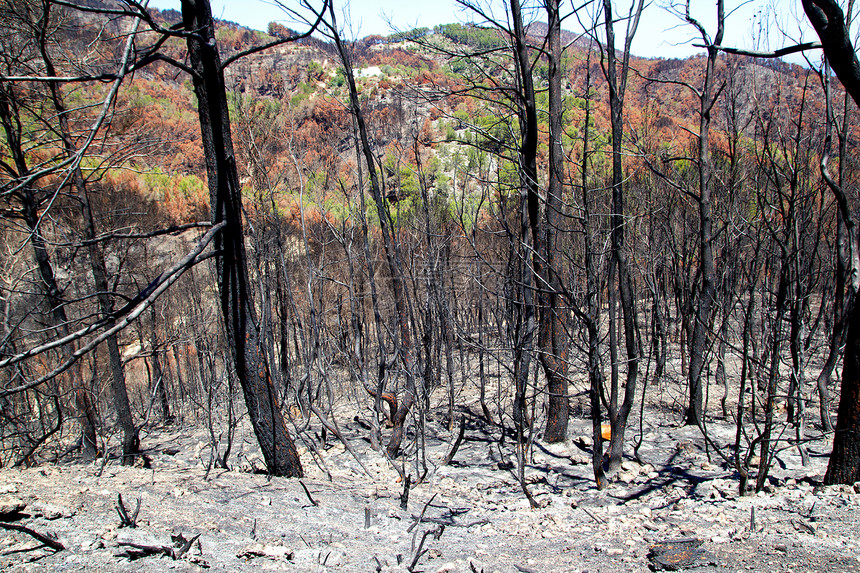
[1, 0, 859, 525]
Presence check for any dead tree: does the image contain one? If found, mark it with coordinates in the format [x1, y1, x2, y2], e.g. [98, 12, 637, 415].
[682, 0, 724, 429]
[538, 0, 572, 443]
[802, 0, 860, 485]
[598, 0, 644, 472]
[706, 0, 860, 487]
[320, 0, 418, 458]
[177, 0, 311, 476]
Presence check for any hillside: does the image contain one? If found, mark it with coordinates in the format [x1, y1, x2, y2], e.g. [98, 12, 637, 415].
[117, 8, 825, 225]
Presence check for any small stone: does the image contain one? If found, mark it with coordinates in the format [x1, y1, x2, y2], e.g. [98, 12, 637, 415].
[81, 539, 105, 551]
[237, 542, 293, 560]
[31, 503, 72, 520]
[694, 482, 716, 499]
[673, 499, 691, 511]
[648, 538, 714, 570]
[101, 529, 117, 541]
[621, 460, 640, 472]
[0, 498, 26, 517]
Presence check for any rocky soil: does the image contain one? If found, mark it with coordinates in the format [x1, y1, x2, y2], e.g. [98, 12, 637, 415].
[1, 402, 859, 573]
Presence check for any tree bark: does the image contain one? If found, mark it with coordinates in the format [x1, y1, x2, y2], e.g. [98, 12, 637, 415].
[825, 306, 860, 484]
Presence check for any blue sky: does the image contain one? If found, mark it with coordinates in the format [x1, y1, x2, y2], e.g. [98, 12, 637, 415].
[146, 0, 818, 64]
[147, 0, 467, 37]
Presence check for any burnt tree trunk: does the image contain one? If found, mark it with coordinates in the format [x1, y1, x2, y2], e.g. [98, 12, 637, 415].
[601, 0, 643, 471]
[539, 0, 571, 443]
[801, 0, 860, 485]
[511, 0, 539, 507]
[180, 0, 302, 477]
[580, 58, 606, 489]
[685, 0, 724, 428]
[35, 2, 136, 463]
[327, 2, 417, 458]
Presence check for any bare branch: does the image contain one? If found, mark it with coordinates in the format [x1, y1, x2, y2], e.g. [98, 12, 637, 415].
[0, 222, 225, 397]
[698, 41, 822, 59]
[53, 221, 213, 247]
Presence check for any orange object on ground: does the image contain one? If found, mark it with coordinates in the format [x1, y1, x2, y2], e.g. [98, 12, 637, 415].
[601, 423, 612, 441]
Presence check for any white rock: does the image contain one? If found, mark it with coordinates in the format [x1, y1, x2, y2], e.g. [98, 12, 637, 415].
[81, 539, 105, 551]
[621, 460, 640, 472]
[0, 498, 25, 516]
[237, 542, 293, 559]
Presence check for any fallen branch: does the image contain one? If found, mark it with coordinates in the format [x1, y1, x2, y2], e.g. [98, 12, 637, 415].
[116, 532, 200, 560]
[411, 515, 490, 528]
[309, 405, 373, 478]
[581, 506, 605, 524]
[0, 522, 65, 552]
